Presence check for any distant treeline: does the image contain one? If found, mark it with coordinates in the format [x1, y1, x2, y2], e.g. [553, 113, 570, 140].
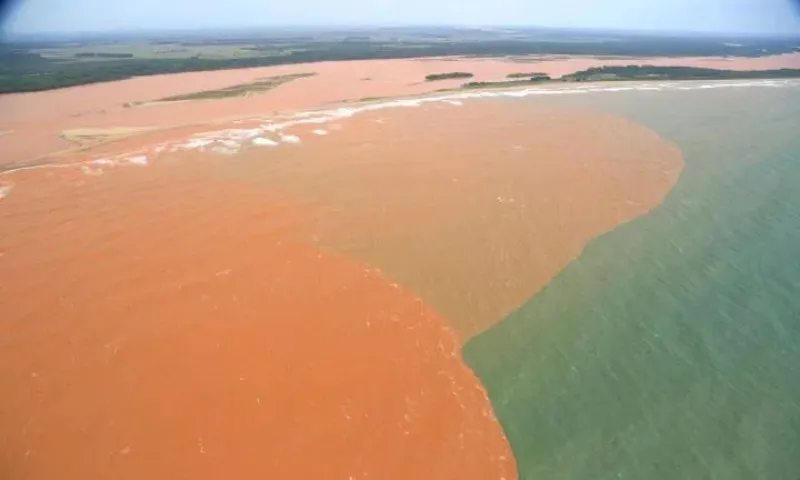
[425, 72, 474, 81]
[73, 52, 135, 58]
[457, 65, 800, 90]
[561, 65, 800, 81]
[2, 37, 799, 94]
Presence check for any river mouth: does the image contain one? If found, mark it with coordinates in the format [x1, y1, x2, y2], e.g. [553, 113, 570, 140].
[0, 80, 687, 479]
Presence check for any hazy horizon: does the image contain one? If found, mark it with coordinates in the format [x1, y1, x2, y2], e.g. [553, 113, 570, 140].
[3, 0, 800, 37]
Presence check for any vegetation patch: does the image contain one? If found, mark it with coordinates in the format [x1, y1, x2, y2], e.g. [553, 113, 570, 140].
[506, 71, 550, 79]
[561, 65, 800, 81]
[157, 72, 316, 102]
[74, 52, 135, 59]
[357, 96, 390, 102]
[463, 76, 551, 89]
[425, 72, 474, 81]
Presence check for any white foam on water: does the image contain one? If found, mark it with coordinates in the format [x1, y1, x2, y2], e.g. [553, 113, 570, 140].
[239, 128, 263, 139]
[38, 78, 792, 176]
[0, 77, 793, 198]
[252, 137, 279, 147]
[394, 99, 423, 108]
[211, 145, 240, 155]
[260, 124, 281, 132]
[218, 139, 237, 146]
[280, 134, 301, 144]
[182, 138, 215, 150]
[80, 166, 104, 176]
[292, 111, 320, 118]
[143, 78, 794, 160]
[209, 128, 263, 141]
[126, 155, 149, 166]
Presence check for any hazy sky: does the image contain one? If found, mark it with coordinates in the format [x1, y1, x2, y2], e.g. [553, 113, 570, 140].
[4, 0, 800, 35]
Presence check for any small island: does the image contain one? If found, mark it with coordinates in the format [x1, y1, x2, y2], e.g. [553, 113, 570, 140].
[156, 72, 315, 102]
[506, 72, 550, 80]
[464, 78, 551, 89]
[425, 72, 474, 81]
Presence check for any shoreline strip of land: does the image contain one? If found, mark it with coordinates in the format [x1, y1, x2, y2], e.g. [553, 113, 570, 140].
[1, 53, 799, 168]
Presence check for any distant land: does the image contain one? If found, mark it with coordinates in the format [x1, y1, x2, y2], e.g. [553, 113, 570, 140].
[459, 65, 800, 89]
[1, 26, 799, 93]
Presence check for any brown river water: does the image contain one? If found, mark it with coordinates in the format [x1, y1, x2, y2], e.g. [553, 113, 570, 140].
[0, 91, 682, 479]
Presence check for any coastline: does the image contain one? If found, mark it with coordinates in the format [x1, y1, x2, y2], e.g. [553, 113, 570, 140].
[1, 53, 799, 168]
[0, 75, 796, 177]
[0, 50, 705, 480]
[4, 27, 800, 479]
[0, 75, 793, 182]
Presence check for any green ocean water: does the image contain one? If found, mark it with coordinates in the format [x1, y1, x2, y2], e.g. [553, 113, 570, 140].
[464, 84, 800, 479]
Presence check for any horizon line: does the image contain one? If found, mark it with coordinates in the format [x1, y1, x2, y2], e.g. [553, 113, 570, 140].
[3, 24, 800, 40]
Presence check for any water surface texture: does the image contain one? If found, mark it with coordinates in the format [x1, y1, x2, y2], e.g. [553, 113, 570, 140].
[2, 80, 798, 480]
[465, 86, 800, 479]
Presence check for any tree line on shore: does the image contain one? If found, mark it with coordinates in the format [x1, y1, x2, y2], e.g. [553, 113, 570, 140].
[561, 65, 800, 81]
[459, 65, 800, 89]
[2, 36, 799, 94]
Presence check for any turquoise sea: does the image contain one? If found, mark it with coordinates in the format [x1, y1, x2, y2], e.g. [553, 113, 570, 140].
[465, 83, 800, 479]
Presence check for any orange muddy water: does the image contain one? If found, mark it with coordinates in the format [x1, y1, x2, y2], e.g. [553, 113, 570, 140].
[1, 61, 685, 480]
[0, 160, 515, 480]
[228, 101, 683, 338]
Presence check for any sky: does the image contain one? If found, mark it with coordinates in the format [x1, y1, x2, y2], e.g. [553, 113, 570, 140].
[3, 0, 800, 35]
